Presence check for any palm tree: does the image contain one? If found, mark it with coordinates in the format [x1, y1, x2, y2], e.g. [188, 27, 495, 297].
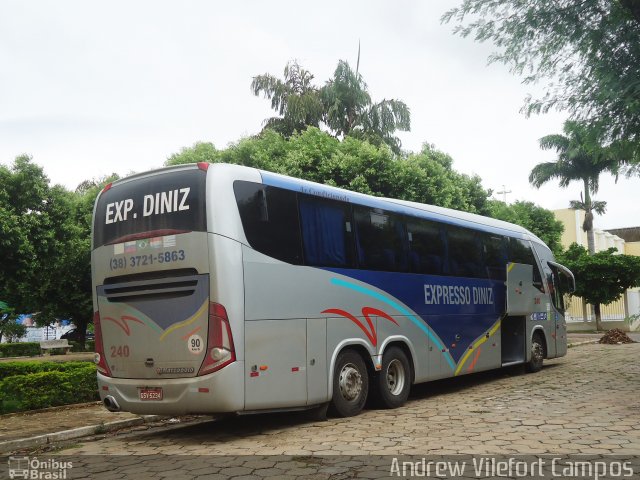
[251, 61, 324, 137]
[322, 60, 411, 154]
[252, 59, 411, 153]
[529, 121, 619, 255]
[530, 121, 621, 330]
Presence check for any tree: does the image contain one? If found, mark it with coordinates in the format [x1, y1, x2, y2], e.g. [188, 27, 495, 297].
[0, 155, 52, 311]
[322, 60, 411, 154]
[0, 301, 26, 343]
[166, 128, 491, 213]
[558, 243, 640, 330]
[487, 200, 564, 254]
[0, 156, 114, 345]
[251, 61, 325, 138]
[442, 0, 640, 157]
[529, 121, 620, 254]
[252, 59, 411, 154]
[166, 142, 219, 166]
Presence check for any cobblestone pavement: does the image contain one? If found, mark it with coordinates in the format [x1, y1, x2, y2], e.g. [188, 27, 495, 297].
[55, 343, 639, 457]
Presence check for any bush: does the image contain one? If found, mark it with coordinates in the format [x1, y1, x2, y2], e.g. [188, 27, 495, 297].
[0, 342, 41, 358]
[0, 363, 98, 414]
[0, 361, 93, 378]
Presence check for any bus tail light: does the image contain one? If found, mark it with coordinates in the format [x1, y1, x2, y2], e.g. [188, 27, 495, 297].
[198, 303, 236, 376]
[93, 311, 112, 377]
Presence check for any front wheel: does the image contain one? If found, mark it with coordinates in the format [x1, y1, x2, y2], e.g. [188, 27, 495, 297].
[329, 350, 369, 417]
[525, 333, 545, 373]
[372, 346, 411, 409]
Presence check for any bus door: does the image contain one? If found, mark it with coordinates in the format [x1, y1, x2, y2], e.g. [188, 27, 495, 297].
[548, 262, 576, 357]
[504, 263, 537, 365]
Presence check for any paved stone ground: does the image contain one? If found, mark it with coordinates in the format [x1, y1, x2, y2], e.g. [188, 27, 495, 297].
[54, 342, 640, 457]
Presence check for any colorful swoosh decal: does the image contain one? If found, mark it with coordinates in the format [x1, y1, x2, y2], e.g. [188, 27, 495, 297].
[467, 347, 482, 373]
[159, 300, 208, 341]
[103, 315, 145, 336]
[120, 305, 164, 335]
[454, 318, 501, 376]
[181, 326, 202, 341]
[322, 306, 399, 346]
[330, 277, 456, 370]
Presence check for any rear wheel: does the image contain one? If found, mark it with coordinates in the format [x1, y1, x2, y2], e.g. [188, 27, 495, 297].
[525, 333, 545, 373]
[329, 350, 369, 417]
[373, 347, 411, 409]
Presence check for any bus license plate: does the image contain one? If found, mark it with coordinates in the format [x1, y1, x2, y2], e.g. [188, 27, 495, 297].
[139, 387, 163, 401]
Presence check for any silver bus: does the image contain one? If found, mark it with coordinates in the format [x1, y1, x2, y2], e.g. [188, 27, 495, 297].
[92, 162, 574, 417]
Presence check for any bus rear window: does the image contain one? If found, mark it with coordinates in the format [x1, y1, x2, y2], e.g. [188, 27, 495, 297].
[93, 169, 207, 247]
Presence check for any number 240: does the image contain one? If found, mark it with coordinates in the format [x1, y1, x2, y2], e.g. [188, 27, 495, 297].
[110, 345, 130, 357]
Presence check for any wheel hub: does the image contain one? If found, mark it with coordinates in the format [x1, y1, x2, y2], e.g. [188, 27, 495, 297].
[338, 363, 362, 401]
[386, 358, 406, 396]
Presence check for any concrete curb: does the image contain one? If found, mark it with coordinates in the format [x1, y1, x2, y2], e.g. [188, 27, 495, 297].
[0, 415, 162, 454]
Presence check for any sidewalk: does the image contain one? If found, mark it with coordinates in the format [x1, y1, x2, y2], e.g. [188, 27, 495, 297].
[0, 402, 164, 454]
[0, 333, 616, 454]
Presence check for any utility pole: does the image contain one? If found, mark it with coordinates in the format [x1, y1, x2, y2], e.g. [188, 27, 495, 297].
[496, 185, 512, 203]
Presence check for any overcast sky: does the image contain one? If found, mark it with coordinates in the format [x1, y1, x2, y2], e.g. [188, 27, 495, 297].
[1, 0, 637, 230]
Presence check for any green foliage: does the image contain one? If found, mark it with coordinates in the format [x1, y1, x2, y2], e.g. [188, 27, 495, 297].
[0, 156, 115, 343]
[165, 142, 220, 166]
[532, 122, 620, 193]
[442, 0, 640, 156]
[251, 61, 325, 137]
[0, 301, 27, 343]
[252, 59, 411, 153]
[0, 363, 98, 413]
[530, 121, 623, 254]
[0, 360, 93, 378]
[322, 60, 411, 154]
[487, 200, 564, 254]
[166, 129, 491, 213]
[0, 342, 41, 358]
[558, 243, 640, 306]
[0, 320, 26, 342]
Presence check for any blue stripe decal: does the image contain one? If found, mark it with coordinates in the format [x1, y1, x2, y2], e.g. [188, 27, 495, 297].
[330, 277, 456, 370]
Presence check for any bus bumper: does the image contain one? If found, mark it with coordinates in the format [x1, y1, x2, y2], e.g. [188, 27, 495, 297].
[97, 361, 245, 415]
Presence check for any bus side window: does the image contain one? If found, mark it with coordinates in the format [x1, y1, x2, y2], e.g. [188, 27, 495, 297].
[233, 181, 303, 265]
[445, 226, 487, 279]
[508, 238, 544, 292]
[481, 233, 508, 281]
[353, 206, 408, 272]
[406, 217, 445, 275]
[298, 195, 355, 268]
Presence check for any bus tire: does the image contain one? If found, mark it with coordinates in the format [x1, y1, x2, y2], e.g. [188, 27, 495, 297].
[329, 350, 369, 417]
[373, 346, 411, 409]
[525, 333, 545, 373]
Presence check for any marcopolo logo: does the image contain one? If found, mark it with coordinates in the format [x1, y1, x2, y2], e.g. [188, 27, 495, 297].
[8, 457, 72, 479]
[156, 366, 195, 375]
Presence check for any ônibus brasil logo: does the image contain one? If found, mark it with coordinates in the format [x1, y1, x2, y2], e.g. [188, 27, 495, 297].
[8, 457, 72, 479]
